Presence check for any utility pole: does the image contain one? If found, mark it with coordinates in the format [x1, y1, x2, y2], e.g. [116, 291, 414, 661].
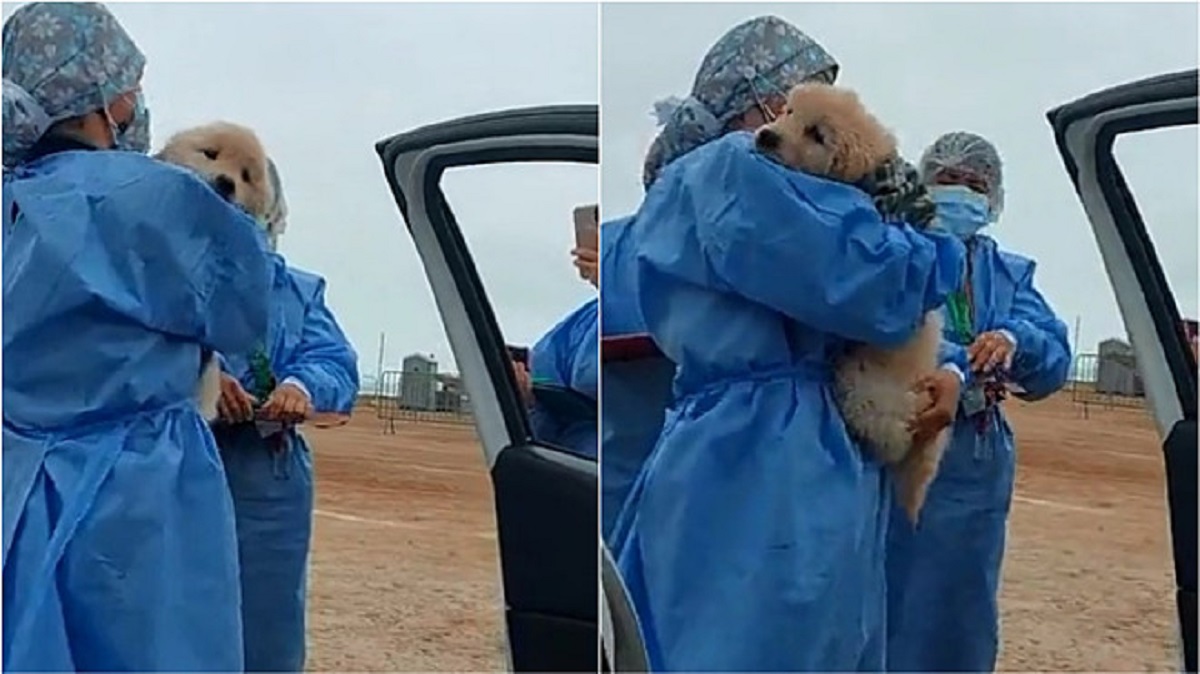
[1072, 315, 1082, 384]
[376, 332, 386, 398]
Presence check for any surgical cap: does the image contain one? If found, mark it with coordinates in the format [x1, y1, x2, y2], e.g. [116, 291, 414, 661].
[2, 2, 146, 167]
[919, 131, 1006, 218]
[642, 15, 839, 188]
[263, 158, 289, 248]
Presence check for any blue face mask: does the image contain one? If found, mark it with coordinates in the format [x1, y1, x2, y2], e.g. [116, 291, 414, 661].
[929, 184, 992, 239]
[102, 89, 151, 154]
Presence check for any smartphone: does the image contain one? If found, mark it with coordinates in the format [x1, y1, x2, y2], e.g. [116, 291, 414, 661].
[507, 344, 530, 366]
[573, 203, 599, 252]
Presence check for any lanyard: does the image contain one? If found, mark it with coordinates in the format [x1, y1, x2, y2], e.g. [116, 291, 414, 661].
[249, 346, 276, 401]
[947, 240, 977, 344]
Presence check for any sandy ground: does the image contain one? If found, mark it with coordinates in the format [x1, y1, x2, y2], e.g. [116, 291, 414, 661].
[999, 394, 1178, 671]
[304, 393, 1179, 672]
[306, 417, 507, 672]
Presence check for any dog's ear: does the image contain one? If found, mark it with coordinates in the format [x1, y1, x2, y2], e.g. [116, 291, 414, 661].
[832, 144, 875, 184]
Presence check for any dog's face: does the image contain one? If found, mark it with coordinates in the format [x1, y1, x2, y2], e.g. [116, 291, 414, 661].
[754, 83, 897, 184]
[156, 122, 273, 219]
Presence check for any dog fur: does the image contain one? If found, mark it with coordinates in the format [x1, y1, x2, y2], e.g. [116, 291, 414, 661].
[754, 83, 950, 523]
[154, 122, 274, 422]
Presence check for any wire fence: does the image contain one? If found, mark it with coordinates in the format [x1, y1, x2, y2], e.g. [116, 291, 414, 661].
[1068, 352, 1147, 418]
[365, 369, 474, 434]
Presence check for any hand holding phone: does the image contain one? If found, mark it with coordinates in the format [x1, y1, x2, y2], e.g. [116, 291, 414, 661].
[573, 204, 599, 252]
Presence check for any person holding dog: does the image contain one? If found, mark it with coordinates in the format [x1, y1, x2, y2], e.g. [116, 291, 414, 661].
[1, 3, 272, 671]
[886, 131, 1072, 672]
[212, 157, 360, 673]
[608, 15, 967, 672]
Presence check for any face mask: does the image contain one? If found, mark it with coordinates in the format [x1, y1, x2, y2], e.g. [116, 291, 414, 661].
[929, 184, 992, 239]
[102, 89, 151, 154]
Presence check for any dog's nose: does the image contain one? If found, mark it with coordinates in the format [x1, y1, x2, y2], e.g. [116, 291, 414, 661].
[755, 127, 780, 151]
[213, 175, 236, 200]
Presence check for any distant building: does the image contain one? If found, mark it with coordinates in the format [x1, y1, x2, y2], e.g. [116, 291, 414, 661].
[1095, 338, 1144, 397]
[435, 373, 469, 413]
[401, 353, 438, 410]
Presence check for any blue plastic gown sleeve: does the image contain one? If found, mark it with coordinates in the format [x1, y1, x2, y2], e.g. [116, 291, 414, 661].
[530, 299, 599, 399]
[938, 340, 971, 384]
[89, 166, 271, 354]
[644, 133, 965, 348]
[599, 216, 647, 336]
[277, 271, 360, 414]
[996, 253, 1071, 400]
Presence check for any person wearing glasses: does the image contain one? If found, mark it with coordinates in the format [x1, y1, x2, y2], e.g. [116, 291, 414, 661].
[607, 15, 966, 671]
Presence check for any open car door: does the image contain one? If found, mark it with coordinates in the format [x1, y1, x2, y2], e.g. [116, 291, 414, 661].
[376, 106, 598, 672]
[1047, 69, 1198, 673]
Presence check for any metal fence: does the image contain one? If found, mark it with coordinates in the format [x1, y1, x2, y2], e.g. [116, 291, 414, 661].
[1069, 352, 1147, 417]
[371, 369, 473, 433]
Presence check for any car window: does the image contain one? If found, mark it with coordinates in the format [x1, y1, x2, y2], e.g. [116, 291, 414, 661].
[1114, 126, 1199, 323]
[440, 161, 598, 460]
[441, 162, 597, 353]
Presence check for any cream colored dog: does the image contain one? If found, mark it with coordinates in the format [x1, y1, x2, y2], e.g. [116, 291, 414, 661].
[155, 122, 274, 422]
[754, 83, 949, 523]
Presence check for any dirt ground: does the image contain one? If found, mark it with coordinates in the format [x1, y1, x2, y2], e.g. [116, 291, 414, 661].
[999, 394, 1177, 671]
[304, 393, 1179, 672]
[306, 415, 507, 672]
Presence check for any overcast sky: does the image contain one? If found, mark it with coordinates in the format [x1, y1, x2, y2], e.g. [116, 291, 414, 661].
[1, 2, 599, 378]
[602, 2, 1198, 356]
[5, 2, 1196, 377]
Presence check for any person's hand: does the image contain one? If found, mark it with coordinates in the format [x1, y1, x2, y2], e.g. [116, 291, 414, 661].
[512, 359, 534, 408]
[572, 247, 598, 288]
[259, 381, 314, 424]
[217, 373, 257, 424]
[968, 330, 1015, 374]
[908, 369, 962, 447]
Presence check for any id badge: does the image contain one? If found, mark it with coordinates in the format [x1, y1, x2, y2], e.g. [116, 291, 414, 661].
[255, 419, 286, 438]
[961, 384, 988, 418]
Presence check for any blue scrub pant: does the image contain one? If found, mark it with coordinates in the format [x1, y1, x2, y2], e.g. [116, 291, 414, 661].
[217, 424, 314, 673]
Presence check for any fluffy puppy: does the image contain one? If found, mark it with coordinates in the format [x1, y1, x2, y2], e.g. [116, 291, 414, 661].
[755, 83, 949, 523]
[155, 122, 273, 422]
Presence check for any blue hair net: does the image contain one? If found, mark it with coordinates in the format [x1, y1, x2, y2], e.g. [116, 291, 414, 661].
[919, 131, 1006, 218]
[642, 15, 839, 188]
[263, 157, 289, 249]
[2, 2, 146, 167]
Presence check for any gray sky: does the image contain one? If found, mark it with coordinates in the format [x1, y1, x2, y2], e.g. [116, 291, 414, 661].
[602, 2, 1198, 356]
[1, 2, 600, 378]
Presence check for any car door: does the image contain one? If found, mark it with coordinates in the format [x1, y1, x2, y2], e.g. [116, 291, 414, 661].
[376, 105, 598, 672]
[1047, 68, 1197, 673]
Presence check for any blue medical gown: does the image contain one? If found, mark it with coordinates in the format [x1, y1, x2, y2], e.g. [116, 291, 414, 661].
[611, 132, 966, 672]
[600, 216, 646, 336]
[2, 151, 271, 672]
[886, 236, 1070, 672]
[528, 297, 598, 458]
[599, 215, 675, 543]
[216, 258, 359, 673]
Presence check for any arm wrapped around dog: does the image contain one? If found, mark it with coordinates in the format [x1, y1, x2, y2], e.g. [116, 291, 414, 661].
[648, 133, 963, 349]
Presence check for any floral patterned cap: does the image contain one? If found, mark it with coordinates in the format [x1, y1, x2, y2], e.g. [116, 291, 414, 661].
[3, 2, 145, 167]
[642, 15, 839, 188]
[262, 157, 289, 251]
